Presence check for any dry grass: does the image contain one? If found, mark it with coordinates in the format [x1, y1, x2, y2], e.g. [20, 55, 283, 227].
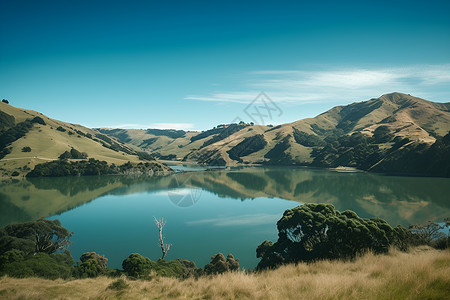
[0, 246, 449, 299]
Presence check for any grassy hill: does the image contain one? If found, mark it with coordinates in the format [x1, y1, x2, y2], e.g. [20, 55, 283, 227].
[0, 102, 171, 179]
[0, 246, 448, 299]
[100, 92, 450, 176]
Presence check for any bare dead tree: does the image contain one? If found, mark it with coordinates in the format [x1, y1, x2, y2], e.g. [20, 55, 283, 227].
[154, 217, 171, 260]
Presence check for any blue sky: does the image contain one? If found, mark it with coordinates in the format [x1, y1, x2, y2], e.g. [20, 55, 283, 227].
[1, 0, 449, 130]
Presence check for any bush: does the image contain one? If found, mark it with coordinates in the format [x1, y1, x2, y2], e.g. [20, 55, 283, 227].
[22, 146, 31, 152]
[256, 204, 407, 269]
[122, 253, 151, 278]
[0, 251, 74, 279]
[11, 171, 20, 176]
[56, 126, 66, 132]
[204, 253, 240, 275]
[72, 252, 109, 278]
[122, 253, 195, 278]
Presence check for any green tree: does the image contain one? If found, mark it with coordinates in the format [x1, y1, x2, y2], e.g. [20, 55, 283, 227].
[72, 252, 108, 278]
[204, 253, 240, 275]
[0, 219, 73, 256]
[256, 204, 402, 269]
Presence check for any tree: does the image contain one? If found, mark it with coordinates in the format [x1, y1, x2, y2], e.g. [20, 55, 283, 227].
[256, 204, 400, 269]
[2, 99, 9, 104]
[0, 219, 73, 256]
[21, 146, 31, 152]
[409, 221, 445, 244]
[154, 217, 171, 260]
[72, 252, 109, 278]
[204, 253, 240, 275]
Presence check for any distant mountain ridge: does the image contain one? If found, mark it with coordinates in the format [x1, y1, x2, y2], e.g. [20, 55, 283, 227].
[100, 92, 450, 177]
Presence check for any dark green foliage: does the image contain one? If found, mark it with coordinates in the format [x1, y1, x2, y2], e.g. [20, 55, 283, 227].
[226, 172, 267, 191]
[0, 219, 72, 256]
[2, 99, 9, 104]
[97, 129, 132, 143]
[122, 253, 191, 278]
[336, 100, 383, 132]
[0, 249, 25, 266]
[191, 124, 246, 144]
[122, 253, 152, 278]
[201, 124, 247, 148]
[21, 146, 31, 152]
[32, 116, 46, 125]
[371, 131, 450, 177]
[0, 250, 73, 279]
[227, 134, 267, 162]
[136, 151, 154, 161]
[0, 219, 74, 279]
[372, 126, 394, 144]
[96, 133, 134, 154]
[72, 252, 108, 278]
[11, 171, 20, 176]
[256, 204, 405, 269]
[204, 253, 239, 275]
[141, 137, 158, 146]
[311, 132, 382, 170]
[27, 159, 164, 177]
[0, 110, 15, 131]
[0, 117, 43, 159]
[264, 136, 293, 165]
[155, 153, 176, 160]
[58, 148, 88, 160]
[56, 126, 66, 132]
[146, 129, 186, 139]
[107, 278, 129, 290]
[292, 128, 325, 147]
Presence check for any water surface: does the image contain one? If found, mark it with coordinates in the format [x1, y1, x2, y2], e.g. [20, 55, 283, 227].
[1, 166, 449, 269]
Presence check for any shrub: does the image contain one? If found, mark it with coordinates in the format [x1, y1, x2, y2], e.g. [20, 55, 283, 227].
[122, 253, 195, 278]
[72, 252, 109, 278]
[11, 171, 20, 176]
[256, 204, 407, 269]
[56, 126, 66, 132]
[0, 251, 74, 279]
[122, 253, 151, 278]
[21, 146, 31, 152]
[204, 253, 239, 275]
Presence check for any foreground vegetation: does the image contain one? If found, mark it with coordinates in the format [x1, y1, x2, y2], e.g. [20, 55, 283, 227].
[0, 246, 449, 300]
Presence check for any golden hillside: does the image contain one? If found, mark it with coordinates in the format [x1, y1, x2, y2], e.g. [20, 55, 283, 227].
[100, 93, 450, 169]
[0, 102, 170, 179]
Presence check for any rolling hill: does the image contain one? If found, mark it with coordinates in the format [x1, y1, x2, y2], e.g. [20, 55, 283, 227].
[100, 93, 450, 176]
[0, 102, 171, 179]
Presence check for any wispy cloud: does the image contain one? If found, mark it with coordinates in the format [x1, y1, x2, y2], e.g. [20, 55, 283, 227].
[186, 213, 281, 227]
[185, 65, 450, 104]
[104, 123, 194, 130]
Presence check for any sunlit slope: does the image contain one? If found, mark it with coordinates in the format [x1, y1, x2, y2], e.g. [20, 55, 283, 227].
[0, 102, 170, 178]
[100, 93, 450, 168]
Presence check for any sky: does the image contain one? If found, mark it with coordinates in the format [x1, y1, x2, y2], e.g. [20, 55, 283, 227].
[1, 0, 449, 131]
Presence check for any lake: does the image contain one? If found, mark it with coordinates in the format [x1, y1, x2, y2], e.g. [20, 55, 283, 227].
[1, 166, 449, 269]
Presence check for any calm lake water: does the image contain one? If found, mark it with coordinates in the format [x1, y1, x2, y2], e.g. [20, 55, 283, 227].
[1, 166, 449, 269]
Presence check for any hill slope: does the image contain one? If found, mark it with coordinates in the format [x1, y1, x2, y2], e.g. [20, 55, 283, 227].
[0, 102, 171, 179]
[100, 93, 450, 176]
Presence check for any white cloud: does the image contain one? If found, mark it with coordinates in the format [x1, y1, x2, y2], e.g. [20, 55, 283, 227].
[185, 65, 450, 104]
[186, 213, 281, 227]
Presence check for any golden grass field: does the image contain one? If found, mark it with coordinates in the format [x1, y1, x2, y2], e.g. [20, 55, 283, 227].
[0, 246, 449, 300]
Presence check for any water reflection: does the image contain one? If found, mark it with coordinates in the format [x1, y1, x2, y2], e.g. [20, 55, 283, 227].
[1, 166, 449, 227]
